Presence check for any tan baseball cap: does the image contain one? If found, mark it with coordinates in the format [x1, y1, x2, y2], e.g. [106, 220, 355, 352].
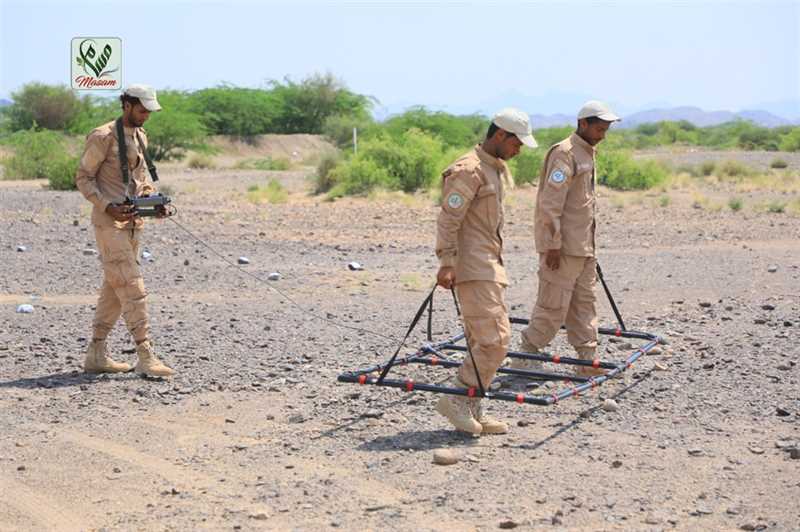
[492, 107, 537, 148]
[123, 84, 162, 112]
[577, 100, 620, 122]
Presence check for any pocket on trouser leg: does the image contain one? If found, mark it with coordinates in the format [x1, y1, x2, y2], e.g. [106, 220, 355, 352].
[535, 280, 570, 311]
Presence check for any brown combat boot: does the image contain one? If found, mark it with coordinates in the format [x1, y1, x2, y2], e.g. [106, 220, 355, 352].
[436, 378, 482, 434]
[508, 337, 544, 372]
[134, 340, 175, 378]
[84, 339, 131, 374]
[469, 398, 509, 435]
[575, 348, 605, 377]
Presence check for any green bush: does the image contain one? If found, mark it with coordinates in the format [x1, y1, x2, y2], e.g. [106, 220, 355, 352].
[718, 160, 754, 178]
[779, 128, 800, 152]
[596, 151, 668, 190]
[187, 154, 215, 169]
[246, 179, 288, 204]
[510, 148, 544, 185]
[770, 158, 788, 169]
[728, 197, 743, 211]
[4, 83, 81, 131]
[326, 129, 449, 197]
[312, 152, 340, 194]
[699, 161, 716, 176]
[144, 91, 207, 161]
[322, 113, 378, 149]
[1, 129, 78, 188]
[328, 157, 391, 197]
[67, 95, 118, 135]
[188, 86, 282, 136]
[383, 107, 486, 148]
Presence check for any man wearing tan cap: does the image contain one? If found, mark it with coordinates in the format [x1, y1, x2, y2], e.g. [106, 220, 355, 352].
[512, 100, 620, 377]
[435, 108, 537, 434]
[75, 84, 175, 378]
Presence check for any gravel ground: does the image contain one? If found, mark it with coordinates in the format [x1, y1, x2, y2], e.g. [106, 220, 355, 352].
[0, 164, 798, 531]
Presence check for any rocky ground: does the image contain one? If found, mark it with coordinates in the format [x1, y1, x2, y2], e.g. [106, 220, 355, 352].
[0, 150, 798, 531]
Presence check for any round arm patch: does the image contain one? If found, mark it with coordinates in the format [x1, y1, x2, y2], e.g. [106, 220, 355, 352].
[447, 192, 464, 209]
[549, 169, 566, 184]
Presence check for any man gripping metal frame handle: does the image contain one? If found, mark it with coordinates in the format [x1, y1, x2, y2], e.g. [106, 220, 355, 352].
[434, 108, 537, 435]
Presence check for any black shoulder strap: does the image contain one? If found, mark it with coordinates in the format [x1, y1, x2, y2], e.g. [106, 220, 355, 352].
[136, 129, 159, 182]
[115, 117, 129, 185]
[115, 117, 159, 184]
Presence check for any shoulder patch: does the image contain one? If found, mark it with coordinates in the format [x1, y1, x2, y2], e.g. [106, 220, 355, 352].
[549, 169, 566, 184]
[446, 192, 464, 209]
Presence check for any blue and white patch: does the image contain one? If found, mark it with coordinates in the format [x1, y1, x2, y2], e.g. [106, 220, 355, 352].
[549, 170, 566, 184]
[447, 193, 464, 209]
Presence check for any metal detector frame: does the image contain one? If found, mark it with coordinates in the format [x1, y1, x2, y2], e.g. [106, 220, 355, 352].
[337, 263, 662, 406]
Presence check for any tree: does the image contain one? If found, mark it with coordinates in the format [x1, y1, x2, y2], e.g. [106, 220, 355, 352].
[143, 90, 207, 160]
[267, 73, 375, 134]
[6, 83, 81, 130]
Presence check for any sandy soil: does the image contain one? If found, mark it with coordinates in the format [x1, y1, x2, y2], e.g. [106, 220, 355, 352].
[1, 141, 799, 531]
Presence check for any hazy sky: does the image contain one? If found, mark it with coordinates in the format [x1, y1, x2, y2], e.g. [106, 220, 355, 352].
[1, 0, 799, 117]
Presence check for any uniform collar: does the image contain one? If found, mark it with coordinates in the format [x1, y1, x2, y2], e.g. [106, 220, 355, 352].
[475, 144, 506, 172]
[570, 132, 595, 157]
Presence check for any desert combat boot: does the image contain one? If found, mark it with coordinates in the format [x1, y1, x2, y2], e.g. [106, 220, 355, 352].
[575, 348, 605, 377]
[508, 337, 543, 372]
[469, 398, 509, 435]
[134, 340, 176, 378]
[84, 339, 131, 373]
[436, 378, 482, 434]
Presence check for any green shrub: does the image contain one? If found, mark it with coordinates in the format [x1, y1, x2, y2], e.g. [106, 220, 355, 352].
[328, 129, 447, 196]
[144, 91, 207, 161]
[187, 154, 215, 169]
[596, 151, 668, 190]
[246, 179, 288, 204]
[383, 107, 486, 148]
[5, 83, 81, 131]
[699, 161, 716, 176]
[658, 194, 670, 207]
[718, 160, 754, 178]
[328, 157, 391, 197]
[1, 129, 78, 188]
[770, 158, 788, 169]
[728, 197, 743, 211]
[509, 148, 543, 185]
[234, 157, 292, 171]
[779, 128, 800, 152]
[322, 113, 377, 149]
[312, 152, 340, 194]
[764, 200, 785, 213]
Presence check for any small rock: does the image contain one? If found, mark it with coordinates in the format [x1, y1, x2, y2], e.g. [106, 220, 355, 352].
[644, 515, 662, 525]
[348, 261, 364, 271]
[433, 449, 459, 465]
[775, 440, 797, 449]
[72, 219, 79, 226]
[82, 248, 97, 256]
[238, 256, 250, 265]
[517, 420, 530, 427]
[647, 346, 663, 355]
[688, 448, 703, 456]
[654, 362, 668, 371]
[16, 304, 34, 314]
[361, 410, 383, 419]
[767, 265, 778, 273]
[789, 448, 800, 460]
[16, 245, 27, 252]
[754, 318, 767, 325]
[17, 465, 26, 471]
[183, 259, 190, 266]
[288, 414, 306, 424]
[699, 301, 712, 308]
[611, 460, 623, 468]
[761, 304, 775, 311]
[498, 519, 519, 529]
[142, 251, 153, 261]
[250, 512, 269, 521]
[602, 399, 619, 412]
[267, 272, 281, 281]
[776, 407, 791, 417]
[748, 446, 765, 455]
[784, 321, 793, 327]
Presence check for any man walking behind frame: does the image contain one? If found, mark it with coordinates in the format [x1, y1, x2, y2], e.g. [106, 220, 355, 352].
[75, 84, 175, 378]
[511, 100, 620, 377]
[435, 108, 537, 435]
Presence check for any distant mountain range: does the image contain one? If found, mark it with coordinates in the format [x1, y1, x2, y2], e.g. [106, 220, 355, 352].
[530, 106, 798, 129]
